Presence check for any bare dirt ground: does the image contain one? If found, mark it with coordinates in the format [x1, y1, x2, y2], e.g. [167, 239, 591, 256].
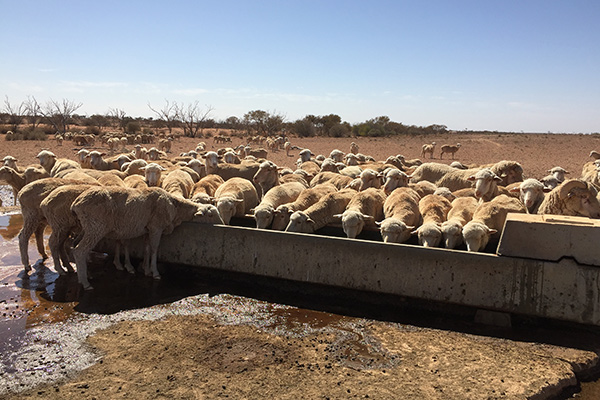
[3, 132, 600, 399]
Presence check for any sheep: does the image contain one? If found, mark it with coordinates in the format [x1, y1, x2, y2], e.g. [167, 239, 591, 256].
[329, 149, 345, 163]
[97, 173, 126, 187]
[17, 178, 95, 272]
[297, 160, 321, 181]
[37, 150, 81, 177]
[123, 174, 149, 189]
[88, 151, 131, 171]
[338, 165, 363, 178]
[450, 161, 468, 169]
[441, 196, 478, 249]
[252, 181, 306, 229]
[51, 169, 100, 185]
[160, 168, 195, 198]
[421, 142, 436, 159]
[308, 171, 353, 190]
[252, 161, 281, 198]
[147, 147, 168, 161]
[333, 188, 386, 238]
[279, 173, 309, 187]
[408, 180, 438, 198]
[433, 187, 457, 202]
[508, 178, 549, 214]
[191, 174, 225, 204]
[376, 187, 422, 244]
[244, 147, 268, 159]
[590, 150, 600, 160]
[185, 159, 206, 178]
[0, 166, 49, 205]
[121, 159, 148, 176]
[412, 194, 452, 247]
[581, 162, 600, 189]
[285, 189, 356, 233]
[271, 183, 338, 231]
[71, 186, 223, 289]
[39, 184, 99, 275]
[350, 142, 359, 155]
[140, 163, 166, 187]
[212, 177, 259, 224]
[489, 160, 524, 187]
[382, 169, 411, 195]
[462, 194, 527, 252]
[202, 151, 261, 190]
[298, 149, 313, 163]
[537, 179, 600, 218]
[320, 158, 340, 173]
[2, 155, 19, 170]
[345, 153, 359, 166]
[467, 168, 503, 202]
[440, 143, 461, 159]
[350, 168, 382, 192]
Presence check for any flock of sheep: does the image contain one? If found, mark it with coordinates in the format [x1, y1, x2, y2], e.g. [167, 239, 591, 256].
[1, 136, 600, 291]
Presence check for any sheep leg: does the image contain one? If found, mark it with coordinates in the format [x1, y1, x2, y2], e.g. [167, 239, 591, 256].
[113, 241, 124, 271]
[48, 229, 67, 275]
[122, 243, 135, 274]
[12, 188, 18, 206]
[18, 216, 42, 272]
[147, 231, 163, 280]
[142, 238, 151, 277]
[73, 232, 102, 290]
[59, 241, 75, 273]
[34, 222, 48, 260]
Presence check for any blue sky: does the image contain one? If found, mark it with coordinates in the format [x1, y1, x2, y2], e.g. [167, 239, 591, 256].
[2, 0, 599, 132]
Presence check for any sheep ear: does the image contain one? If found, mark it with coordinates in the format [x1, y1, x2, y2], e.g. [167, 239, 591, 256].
[509, 186, 521, 193]
[494, 175, 503, 182]
[411, 228, 420, 235]
[374, 221, 382, 226]
[234, 199, 244, 204]
[543, 187, 553, 193]
[487, 228, 498, 235]
[467, 175, 476, 181]
[332, 214, 343, 219]
[406, 225, 415, 230]
[364, 215, 374, 221]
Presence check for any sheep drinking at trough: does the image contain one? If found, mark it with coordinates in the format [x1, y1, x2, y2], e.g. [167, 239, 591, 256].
[412, 194, 452, 247]
[71, 186, 223, 290]
[377, 187, 422, 244]
[462, 194, 527, 252]
[440, 196, 478, 249]
[271, 183, 338, 231]
[333, 188, 387, 239]
[252, 181, 306, 229]
[285, 189, 356, 233]
[212, 177, 259, 224]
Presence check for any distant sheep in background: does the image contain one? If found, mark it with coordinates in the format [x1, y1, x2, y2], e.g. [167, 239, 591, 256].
[421, 142, 436, 159]
[440, 143, 461, 159]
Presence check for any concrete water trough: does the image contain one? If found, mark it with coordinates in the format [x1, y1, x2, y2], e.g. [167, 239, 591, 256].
[101, 213, 600, 327]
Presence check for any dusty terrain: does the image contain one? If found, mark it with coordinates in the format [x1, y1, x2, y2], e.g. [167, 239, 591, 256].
[3, 132, 600, 399]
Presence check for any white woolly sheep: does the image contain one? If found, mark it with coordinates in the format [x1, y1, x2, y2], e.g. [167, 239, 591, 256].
[271, 183, 338, 231]
[121, 159, 148, 176]
[308, 171, 353, 190]
[590, 150, 600, 160]
[382, 169, 411, 195]
[329, 149, 345, 163]
[71, 186, 223, 289]
[191, 174, 225, 204]
[0, 166, 49, 205]
[412, 194, 452, 247]
[350, 142, 359, 155]
[537, 179, 600, 218]
[462, 194, 526, 252]
[285, 189, 355, 233]
[202, 151, 261, 191]
[212, 177, 259, 224]
[37, 150, 81, 177]
[298, 149, 313, 163]
[352, 168, 382, 192]
[253, 161, 281, 198]
[123, 174, 149, 189]
[421, 142, 436, 159]
[161, 168, 195, 199]
[376, 187, 422, 244]
[441, 196, 478, 249]
[252, 181, 306, 229]
[467, 168, 503, 202]
[334, 188, 386, 238]
[440, 143, 461, 159]
[508, 178, 548, 214]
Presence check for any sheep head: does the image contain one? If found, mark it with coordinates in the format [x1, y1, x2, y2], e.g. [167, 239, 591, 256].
[558, 179, 600, 218]
[411, 222, 443, 248]
[376, 218, 414, 244]
[462, 221, 497, 252]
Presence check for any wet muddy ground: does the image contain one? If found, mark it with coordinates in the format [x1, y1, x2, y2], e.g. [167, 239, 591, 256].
[2, 207, 600, 399]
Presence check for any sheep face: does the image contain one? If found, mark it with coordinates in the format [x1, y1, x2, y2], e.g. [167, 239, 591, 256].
[345, 154, 359, 166]
[329, 150, 345, 163]
[462, 221, 497, 252]
[412, 222, 443, 248]
[142, 163, 165, 187]
[192, 204, 224, 224]
[191, 193, 212, 204]
[187, 159, 206, 177]
[253, 206, 275, 229]
[336, 210, 369, 239]
[378, 218, 414, 243]
[253, 161, 278, 188]
[441, 220, 463, 249]
[516, 179, 545, 212]
[271, 206, 293, 231]
[383, 170, 410, 195]
[89, 151, 106, 169]
[216, 197, 244, 225]
[37, 150, 56, 172]
[223, 151, 238, 164]
[285, 211, 315, 233]
[468, 169, 501, 200]
[299, 149, 312, 163]
[358, 169, 382, 192]
[564, 188, 600, 218]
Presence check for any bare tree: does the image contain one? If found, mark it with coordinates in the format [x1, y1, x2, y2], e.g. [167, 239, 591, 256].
[148, 100, 179, 134]
[2, 96, 26, 132]
[176, 101, 214, 138]
[108, 107, 128, 131]
[40, 98, 83, 134]
[24, 96, 43, 130]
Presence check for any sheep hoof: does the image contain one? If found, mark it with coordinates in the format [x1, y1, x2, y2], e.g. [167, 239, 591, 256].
[152, 274, 161, 280]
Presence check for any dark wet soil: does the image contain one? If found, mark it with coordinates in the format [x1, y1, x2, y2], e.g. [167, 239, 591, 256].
[1, 209, 600, 399]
